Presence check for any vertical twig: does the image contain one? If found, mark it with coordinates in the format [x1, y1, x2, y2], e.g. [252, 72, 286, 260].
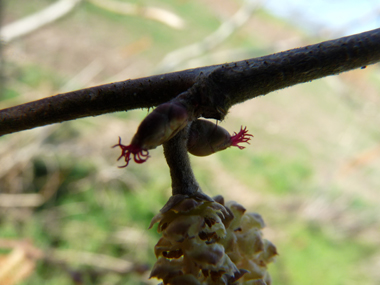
[163, 125, 200, 196]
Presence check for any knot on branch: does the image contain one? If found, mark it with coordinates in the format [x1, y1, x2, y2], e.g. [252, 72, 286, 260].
[188, 68, 234, 120]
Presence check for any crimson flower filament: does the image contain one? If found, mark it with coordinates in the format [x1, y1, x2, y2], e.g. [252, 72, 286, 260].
[230, 126, 253, 149]
[113, 137, 150, 168]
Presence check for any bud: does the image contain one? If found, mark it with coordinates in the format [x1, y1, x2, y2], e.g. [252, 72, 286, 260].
[187, 119, 253, 157]
[114, 102, 189, 167]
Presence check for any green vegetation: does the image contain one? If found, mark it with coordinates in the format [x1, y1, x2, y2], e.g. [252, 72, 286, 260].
[271, 223, 375, 285]
[218, 149, 312, 195]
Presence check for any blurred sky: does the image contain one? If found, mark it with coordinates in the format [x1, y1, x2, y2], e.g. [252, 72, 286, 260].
[263, 0, 380, 36]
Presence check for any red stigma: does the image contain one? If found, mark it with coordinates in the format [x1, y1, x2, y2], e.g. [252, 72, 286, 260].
[230, 126, 253, 149]
[113, 137, 150, 168]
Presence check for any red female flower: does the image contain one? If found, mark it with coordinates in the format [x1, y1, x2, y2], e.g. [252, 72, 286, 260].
[187, 119, 253, 157]
[114, 101, 189, 167]
[113, 137, 150, 168]
[230, 126, 253, 149]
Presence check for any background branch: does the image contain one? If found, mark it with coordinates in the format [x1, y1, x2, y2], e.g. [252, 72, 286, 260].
[0, 28, 379, 136]
[154, 0, 261, 73]
[0, 0, 81, 43]
[86, 0, 185, 30]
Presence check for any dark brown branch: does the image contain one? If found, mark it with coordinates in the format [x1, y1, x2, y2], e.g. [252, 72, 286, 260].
[1, 28, 380, 136]
[184, 28, 380, 119]
[0, 66, 217, 136]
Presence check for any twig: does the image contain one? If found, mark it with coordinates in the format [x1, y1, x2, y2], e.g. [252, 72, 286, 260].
[51, 250, 134, 274]
[337, 144, 380, 177]
[59, 59, 103, 92]
[163, 126, 200, 196]
[0, 0, 81, 43]
[0, 239, 141, 276]
[0, 28, 380, 136]
[0, 194, 45, 208]
[0, 239, 42, 285]
[154, 0, 262, 73]
[86, 0, 185, 29]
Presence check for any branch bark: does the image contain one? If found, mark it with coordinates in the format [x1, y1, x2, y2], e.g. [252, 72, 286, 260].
[163, 126, 200, 196]
[1, 28, 380, 136]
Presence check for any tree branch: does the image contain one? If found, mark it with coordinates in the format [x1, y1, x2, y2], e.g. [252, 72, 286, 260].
[1, 28, 380, 136]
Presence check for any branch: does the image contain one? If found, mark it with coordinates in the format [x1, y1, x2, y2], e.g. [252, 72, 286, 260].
[0, 0, 81, 43]
[1, 28, 380, 136]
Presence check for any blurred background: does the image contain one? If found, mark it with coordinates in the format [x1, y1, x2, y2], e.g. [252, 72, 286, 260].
[1, 0, 380, 284]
